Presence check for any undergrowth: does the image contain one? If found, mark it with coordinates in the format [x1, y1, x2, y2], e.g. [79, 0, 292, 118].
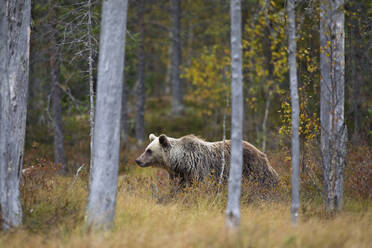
[0, 143, 369, 248]
[3, 98, 371, 247]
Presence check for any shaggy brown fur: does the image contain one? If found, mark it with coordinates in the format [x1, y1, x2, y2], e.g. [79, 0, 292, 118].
[136, 134, 279, 188]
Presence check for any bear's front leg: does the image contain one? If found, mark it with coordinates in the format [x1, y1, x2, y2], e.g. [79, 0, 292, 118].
[169, 174, 188, 195]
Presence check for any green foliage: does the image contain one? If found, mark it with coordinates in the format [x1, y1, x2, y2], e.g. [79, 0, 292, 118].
[243, 1, 288, 87]
[182, 46, 230, 117]
[27, 0, 371, 152]
[278, 85, 320, 141]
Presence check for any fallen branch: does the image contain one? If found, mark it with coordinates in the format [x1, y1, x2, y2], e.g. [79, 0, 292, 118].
[69, 164, 86, 190]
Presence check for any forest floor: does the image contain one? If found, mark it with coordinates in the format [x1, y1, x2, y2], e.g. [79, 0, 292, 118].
[0, 158, 371, 248]
[1, 102, 371, 247]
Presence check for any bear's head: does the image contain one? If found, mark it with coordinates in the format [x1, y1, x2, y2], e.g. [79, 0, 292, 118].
[135, 133, 171, 167]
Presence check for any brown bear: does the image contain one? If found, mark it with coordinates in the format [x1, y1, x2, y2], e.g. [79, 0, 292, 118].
[135, 133, 279, 188]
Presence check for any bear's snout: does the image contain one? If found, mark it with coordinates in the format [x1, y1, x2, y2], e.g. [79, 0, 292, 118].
[135, 158, 143, 166]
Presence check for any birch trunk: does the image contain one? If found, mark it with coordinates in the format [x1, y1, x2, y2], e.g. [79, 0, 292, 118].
[287, 0, 300, 225]
[0, 0, 31, 230]
[226, 0, 243, 230]
[136, 0, 146, 145]
[320, 0, 346, 211]
[49, 7, 67, 172]
[170, 0, 183, 115]
[86, 0, 128, 230]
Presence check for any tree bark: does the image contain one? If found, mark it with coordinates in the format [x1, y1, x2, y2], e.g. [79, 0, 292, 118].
[136, 0, 146, 145]
[320, 0, 347, 211]
[262, 90, 270, 153]
[49, 5, 67, 172]
[262, 13, 274, 153]
[218, 95, 229, 189]
[87, 0, 96, 169]
[86, 0, 128, 230]
[287, 0, 300, 225]
[164, 40, 172, 95]
[0, 0, 31, 230]
[121, 73, 129, 148]
[170, 0, 183, 115]
[348, 1, 361, 141]
[226, 0, 243, 230]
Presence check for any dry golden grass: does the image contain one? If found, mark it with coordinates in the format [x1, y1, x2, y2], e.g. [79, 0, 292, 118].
[0, 165, 371, 248]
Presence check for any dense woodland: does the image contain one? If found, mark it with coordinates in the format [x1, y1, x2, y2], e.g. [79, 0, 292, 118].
[27, 0, 371, 146]
[0, 0, 371, 247]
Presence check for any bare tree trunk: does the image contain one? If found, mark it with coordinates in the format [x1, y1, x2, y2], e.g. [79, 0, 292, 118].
[0, 0, 31, 230]
[351, 51, 359, 140]
[170, 0, 183, 115]
[348, 1, 360, 141]
[320, 0, 347, 211]
[185, 21, 194, 68]
[262, 90, 270, 153]
[121, 73, 129, 148]
[320, 1, 332, 209]
[262, 11, 274, 153]
[87, 0, 95, 168]
[86, 0, 128, 230]
[136, 0, 146, 145]
[49, 5, 67, 172]
[332, 0, 346, 211]
[218, 95, 229, 189]
[164, 33, 172, 95]
[226, 0, 243, 230]
[287, 0, 300, 225]
[255, 111, 260, 144]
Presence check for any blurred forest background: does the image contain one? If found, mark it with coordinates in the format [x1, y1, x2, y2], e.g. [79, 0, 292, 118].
[1, 0, 371, 247]
[27, 0, 371, 187]
[28, 0, 371, 158]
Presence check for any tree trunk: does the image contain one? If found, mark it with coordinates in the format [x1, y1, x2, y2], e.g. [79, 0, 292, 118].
[164, 33, 172, 95]
[86, 0, 128, 230]
[218, 95, 229, 189]
[226, 0, 243, 230]
[351, 46, 359, 140]
[49, 6, 67, 172]
[320, 0, 347, 211]
[262, 12, 274, 153]
[262, 90, 270, 153]
[348, 1, 361, 141]
[0, 0, 31, 230]
[121, 73, 129, 148]
[170, 0, 183, 115]
[87, 0, 96, 169]
[136, 0, 146, 145]
[287, 0, 300, 225]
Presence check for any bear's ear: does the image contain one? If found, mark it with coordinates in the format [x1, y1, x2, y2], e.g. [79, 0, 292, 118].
[149, 133, 157, 142]
[159, 134, 169, 148]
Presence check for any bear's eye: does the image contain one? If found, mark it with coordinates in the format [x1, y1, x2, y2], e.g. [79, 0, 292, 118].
[146, 149, 152, 155]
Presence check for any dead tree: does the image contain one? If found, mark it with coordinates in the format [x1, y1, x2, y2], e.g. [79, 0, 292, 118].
[136, 0, 146, 145]
[0, 0, 31, 230]
[320, 0, 347, 211]
[49, 3, 67, 172]
[226, 0, 243, 230]
[287, 0, 300, 225]
[170, 0, 184, 115]
[85, 0, 128, 230]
